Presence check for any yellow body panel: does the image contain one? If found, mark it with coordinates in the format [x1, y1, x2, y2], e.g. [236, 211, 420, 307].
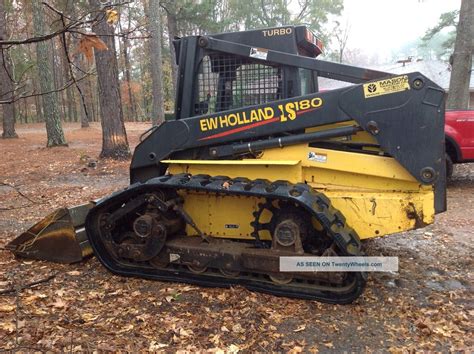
[179, 192, 272, 240]
[167, 143, 434, 240]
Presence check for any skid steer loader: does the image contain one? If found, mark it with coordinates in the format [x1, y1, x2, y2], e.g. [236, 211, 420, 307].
[7, 26, 446, 304]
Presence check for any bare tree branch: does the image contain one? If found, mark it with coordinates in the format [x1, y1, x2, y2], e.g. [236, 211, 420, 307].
[0, 71, 94, 104]
[55, 6, 92, 126]
[295, 0, 309, 22]
[0, 182, 40, 204]
[0, 1, 131, 46]
[0, 0, 141, 106]
[0, 273, 57, 295]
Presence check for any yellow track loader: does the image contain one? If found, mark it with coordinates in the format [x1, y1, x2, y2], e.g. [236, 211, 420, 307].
[8, 26, 446, 303]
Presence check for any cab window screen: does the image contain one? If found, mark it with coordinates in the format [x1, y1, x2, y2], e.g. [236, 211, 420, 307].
[195, 55, 283, 115]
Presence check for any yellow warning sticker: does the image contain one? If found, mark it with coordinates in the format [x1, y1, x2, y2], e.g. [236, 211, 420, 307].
[363, 75, 410, 98]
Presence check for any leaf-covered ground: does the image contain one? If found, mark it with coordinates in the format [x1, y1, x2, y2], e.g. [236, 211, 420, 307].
[0, 123, 472, 352]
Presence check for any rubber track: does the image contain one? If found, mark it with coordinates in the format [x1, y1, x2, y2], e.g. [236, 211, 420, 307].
[86, 174, 367, 304]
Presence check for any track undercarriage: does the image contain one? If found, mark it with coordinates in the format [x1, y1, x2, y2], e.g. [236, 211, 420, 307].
[86, 174, 367, 304]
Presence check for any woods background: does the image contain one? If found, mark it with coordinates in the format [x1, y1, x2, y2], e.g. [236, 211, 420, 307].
[0, 0, 347, 156]
[0, 0, 472, 156]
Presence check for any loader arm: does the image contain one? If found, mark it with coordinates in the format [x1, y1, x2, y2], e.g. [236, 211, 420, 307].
[201, 36, 390, 83]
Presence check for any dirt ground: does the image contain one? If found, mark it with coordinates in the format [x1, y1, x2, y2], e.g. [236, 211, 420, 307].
[0, 123, 472, 352]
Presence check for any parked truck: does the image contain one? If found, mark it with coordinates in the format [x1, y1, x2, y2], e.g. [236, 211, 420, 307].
[445, 109, 474, 177]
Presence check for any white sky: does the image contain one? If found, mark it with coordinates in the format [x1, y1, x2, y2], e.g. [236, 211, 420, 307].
[336, 0, 461, 59]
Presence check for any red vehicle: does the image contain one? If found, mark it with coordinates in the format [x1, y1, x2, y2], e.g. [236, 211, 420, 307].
[445, 110, 474, 177]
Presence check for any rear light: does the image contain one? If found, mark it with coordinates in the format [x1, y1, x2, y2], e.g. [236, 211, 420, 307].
[305, 28, 324, 53]
[316, 38, 324, 52]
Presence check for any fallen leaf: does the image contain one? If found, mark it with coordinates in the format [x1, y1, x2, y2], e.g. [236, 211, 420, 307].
[52, 298, 66, 308]
[227, 344, 240, 352]
[324, 341, 334, 348]
[209, 334, 221, 345]
[81, 313, 99, 322]
[149, 341, 168, 350]
[0, 322, 15, 333]
[180, 286, 197, 292]
[118, 324, 134, 333]
[77, 34, 108, 62]
[0, 304, 15, 312]
[106, 9, 119, 24]
[232, 323, 244, 333]
[179, 328, 193, 337]
[293, 324, 306, 332]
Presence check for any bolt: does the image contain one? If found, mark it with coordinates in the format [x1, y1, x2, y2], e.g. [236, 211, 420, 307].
[366, 121, 380, 135]
[413, 79, 423, 89]
[198, 37, 209, 47]
[420, 167, 435, 183]
[422, 171, 433, 179]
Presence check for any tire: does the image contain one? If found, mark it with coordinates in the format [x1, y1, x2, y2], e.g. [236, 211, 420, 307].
[446, 154, 453, 179]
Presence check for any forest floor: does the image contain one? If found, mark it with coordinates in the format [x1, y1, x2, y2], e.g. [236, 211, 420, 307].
[0, 123, 472, 352]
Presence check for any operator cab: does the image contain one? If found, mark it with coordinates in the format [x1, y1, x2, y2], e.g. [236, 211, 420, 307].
[173, 26, 323, 119]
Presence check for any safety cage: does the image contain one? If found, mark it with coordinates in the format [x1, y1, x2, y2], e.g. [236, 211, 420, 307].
[195, 55, 284, 115]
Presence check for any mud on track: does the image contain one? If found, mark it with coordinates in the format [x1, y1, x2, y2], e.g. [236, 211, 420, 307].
[0, 123, 472, 351]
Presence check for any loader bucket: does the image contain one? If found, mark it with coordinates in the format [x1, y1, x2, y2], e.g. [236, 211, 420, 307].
[6, 203, 94, 264]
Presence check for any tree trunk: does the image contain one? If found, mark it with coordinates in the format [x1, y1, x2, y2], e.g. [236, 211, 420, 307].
[447, 0, 473, 109]
[51, 39, 65, 120]
[23, 97, 28, 124]
[90, 0, 130, 159]
[87, 75, 97, 122]
[148, 0, 165, 125]
[72, 89, 78, 122]
[138, 59, 148, 120]
[31, 1, 67, 146]
[60, 38, 78, 124]
[34, 79, 43, 123]
[78, 73, 91, 127]
[72, 38, 91, 128]
[166, 8, 179, 101]
[123, 6, 138, 122]
[62, 0, 79, 125]
[123, 40, 137, 121]
[0, 0, 17, 138]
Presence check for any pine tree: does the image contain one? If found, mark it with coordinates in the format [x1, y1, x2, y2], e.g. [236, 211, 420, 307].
[148, 0, 165, 125]
[447, 0, 473, 109]
[0, 0, 17, 138]
[31, 1, 67, 146]
[90, 0, 130, 158]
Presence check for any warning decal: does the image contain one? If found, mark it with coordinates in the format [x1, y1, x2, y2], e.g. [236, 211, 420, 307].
[308, 152, 327, 163]
[249, 47, 268, 60]
[363, 75, 410, 98]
